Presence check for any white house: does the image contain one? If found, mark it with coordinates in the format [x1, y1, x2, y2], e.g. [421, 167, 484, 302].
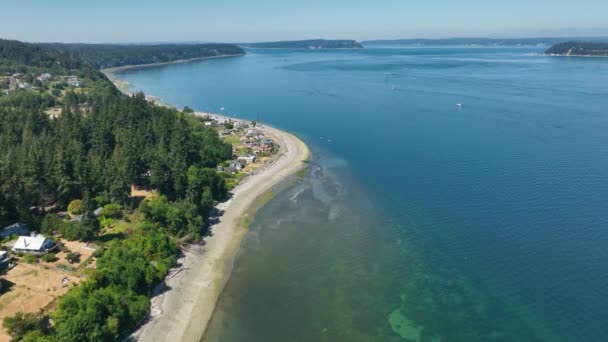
[12, 234, 56, 255]
[237, 155, 256, 165]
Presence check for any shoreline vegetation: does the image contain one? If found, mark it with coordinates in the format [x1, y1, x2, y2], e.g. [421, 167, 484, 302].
[103, 70, 311, 341]
[1, 38, 240, 341]
[544, 41, 608, 57]
[544, 53, 608, 58]
[36, 42, 246, 69]
[101, 53, 246, 74]
[133, 116, 309, 342]
[0, 38, 308, 341]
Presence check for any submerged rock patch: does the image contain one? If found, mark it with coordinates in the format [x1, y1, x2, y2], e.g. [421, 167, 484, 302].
[388, 308, 423, 341]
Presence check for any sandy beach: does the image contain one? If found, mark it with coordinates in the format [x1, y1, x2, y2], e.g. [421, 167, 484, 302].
[131, 113, 310, 342]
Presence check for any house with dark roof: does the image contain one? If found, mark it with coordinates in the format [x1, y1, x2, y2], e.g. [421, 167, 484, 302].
[0, 223, 28, 239]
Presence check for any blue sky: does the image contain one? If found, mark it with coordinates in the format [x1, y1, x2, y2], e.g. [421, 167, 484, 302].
[3, 0, 608, 43]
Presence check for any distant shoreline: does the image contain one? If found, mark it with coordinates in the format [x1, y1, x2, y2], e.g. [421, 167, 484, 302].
[246, 47, 363, 50]
[101, 53, 245, 74]
[544, 53, 608, 58]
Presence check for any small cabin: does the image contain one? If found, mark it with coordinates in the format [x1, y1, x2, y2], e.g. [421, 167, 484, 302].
[12, 234, 57, 255]
[237, 155, 256, 165]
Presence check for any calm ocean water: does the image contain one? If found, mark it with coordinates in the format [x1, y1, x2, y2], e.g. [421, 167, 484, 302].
[117, 47, 608, 341]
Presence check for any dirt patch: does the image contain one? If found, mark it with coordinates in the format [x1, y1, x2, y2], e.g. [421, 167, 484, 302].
[0, 263, 85, 340]
[131, 185, 155, 199]
[46, 240, 97, 269]
[44, 107, 62, 118]
[242, 157, 272, 173]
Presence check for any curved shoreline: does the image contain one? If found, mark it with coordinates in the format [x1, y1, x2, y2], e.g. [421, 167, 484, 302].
[105, 66, 310, 341]
[132, 119, 309, 342]
[101, 53, 245, 74]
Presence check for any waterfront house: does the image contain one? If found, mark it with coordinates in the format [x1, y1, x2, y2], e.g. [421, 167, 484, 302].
[245, 129, 259, 138]
[220, 129, 233, 136]
[12, 234, 57, 255]
[230, 160, 245, 171]
[0, 223, 28, 239]
[260, 139, 275, 152]
[219, 160, 245, 174]
[237, 155, 256, 165]
[224, 161, 241, 174]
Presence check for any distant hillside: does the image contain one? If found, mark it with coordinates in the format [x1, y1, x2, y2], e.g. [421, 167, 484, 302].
[545, 41, 608, 56]
[37, 43, 246, 69]
[362, 37, 608, 47]
[245, 39, 363, 49]
[0, 38, 87, 73]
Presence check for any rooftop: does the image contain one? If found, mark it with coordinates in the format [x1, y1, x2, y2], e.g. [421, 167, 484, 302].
[13, 234, 50, 251]
[2, 222, 26, 231]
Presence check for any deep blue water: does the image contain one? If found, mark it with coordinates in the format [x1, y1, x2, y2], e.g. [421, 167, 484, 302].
[117, 48, 608, 341]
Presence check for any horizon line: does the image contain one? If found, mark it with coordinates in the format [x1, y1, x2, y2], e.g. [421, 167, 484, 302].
[4, 34, 608, 45]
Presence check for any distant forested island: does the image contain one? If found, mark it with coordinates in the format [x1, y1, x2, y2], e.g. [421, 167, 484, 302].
[244, 39, 363, 49]
[362, 37, 608, 47]
[36, 42, 245, 69]
[545, 42, 608, 56]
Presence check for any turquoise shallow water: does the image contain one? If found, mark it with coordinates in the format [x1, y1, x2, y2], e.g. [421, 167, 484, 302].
[116, 47, 608, 341]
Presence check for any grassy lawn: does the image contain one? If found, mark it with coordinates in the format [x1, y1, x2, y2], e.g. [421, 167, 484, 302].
[224, 172, 248, 190]
[236, 147, 250, 155]
[98, 210, 146, 241]
[222, 135, 241, 145]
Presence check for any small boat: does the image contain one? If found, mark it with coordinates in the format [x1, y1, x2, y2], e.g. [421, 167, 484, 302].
[456, 103, 463, 108]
